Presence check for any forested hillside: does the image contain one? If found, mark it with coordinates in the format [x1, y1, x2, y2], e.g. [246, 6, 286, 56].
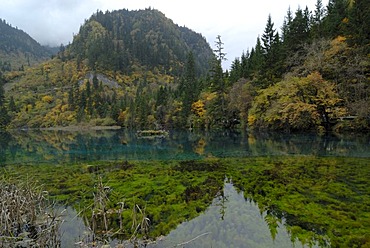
[225, 0, 369, 132]
[1, 0, 369, 132]
[69, 8, 213, 76]
[0, 19, 53, 72]
[1, 8, 214, 129]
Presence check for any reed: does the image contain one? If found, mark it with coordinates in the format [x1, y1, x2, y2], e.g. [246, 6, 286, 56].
[0, 177, 63, 247]
[76, 176, 153, 247]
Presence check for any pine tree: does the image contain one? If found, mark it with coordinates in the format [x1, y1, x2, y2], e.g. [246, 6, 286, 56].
[281, 7, 293, 42]
[209, 35, 228, 128]
[179, 51, 198, 121]
[311, 0, 325, 38]
[346, 0, 370, 46]
[92, 74, 99, 90]
[85, 81, 93, 116]
[77, 91, 87, 122]
[68, 87, 74, 110]
[240, 51, 250, 79]
[249, 37, 264, 81]
[156, 86, 168, 107]
[0, 73, 10, 128]
[210, 36, 226, 94]
[8, 96, 16, 113]
[0, 74, 5, 107]
[323, 0, 347, 38]
[314, 0, 325, 24]
[261, 15, 283, 82]
[261, 15, 276, 56]
[289, 7, 311, 52]
[229, 58, 241, 84]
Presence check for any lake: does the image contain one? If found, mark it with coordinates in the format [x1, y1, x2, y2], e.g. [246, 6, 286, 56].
[1, 129, 369, 165]
[1, 129, 369, 247]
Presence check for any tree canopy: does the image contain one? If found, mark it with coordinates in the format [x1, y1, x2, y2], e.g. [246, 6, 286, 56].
[1, 2, 369, 133]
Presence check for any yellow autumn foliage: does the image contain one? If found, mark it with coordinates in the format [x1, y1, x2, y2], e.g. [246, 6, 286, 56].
[192, 100, 206, 118]
[42, 95, 53, 104]
[248, 72, 347, 131]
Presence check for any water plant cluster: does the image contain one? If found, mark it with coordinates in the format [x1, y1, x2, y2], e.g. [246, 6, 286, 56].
[2, 156, 369, 247]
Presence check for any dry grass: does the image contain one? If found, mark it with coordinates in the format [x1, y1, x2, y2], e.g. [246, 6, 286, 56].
[76, 176, 153, 248]
[0, 177, 63, 247]
[0, 174, 153, 247]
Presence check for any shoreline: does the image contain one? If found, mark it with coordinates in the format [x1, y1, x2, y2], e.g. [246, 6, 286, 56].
[42, 125, 122, 131]
[11, 125, 123, 132]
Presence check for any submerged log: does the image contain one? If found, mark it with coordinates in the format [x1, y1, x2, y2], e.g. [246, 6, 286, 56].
[136, 130, 169, 138]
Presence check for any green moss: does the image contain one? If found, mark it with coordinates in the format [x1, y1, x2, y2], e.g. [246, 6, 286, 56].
[1, 157, 369, 246]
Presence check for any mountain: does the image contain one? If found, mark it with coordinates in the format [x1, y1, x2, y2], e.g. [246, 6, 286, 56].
[2, 3, 369, 133]
[4, 8, 215, 129]
[68, 8, 213, 76]
[0, 19, 53, 71]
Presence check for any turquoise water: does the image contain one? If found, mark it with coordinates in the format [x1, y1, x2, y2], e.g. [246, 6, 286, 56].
[1, 130, 369, 166]
[1, 129, 369, 247]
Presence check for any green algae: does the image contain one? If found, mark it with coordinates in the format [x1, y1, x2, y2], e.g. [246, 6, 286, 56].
[226, 156, 370, 247]
[2, 156, 369, 247]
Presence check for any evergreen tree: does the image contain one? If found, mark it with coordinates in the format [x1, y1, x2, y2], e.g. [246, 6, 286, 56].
[271, 32, 284, 78]
[85, 81, 93, 116]
[137, 93, 150, 129]
[239, 50, 252, 79]
[261, 15, 283, 82]
[209, 35, 228, 128]
[249, 37, 265, 86]
[77, 91, 87, 122]
[0, 73, 10, 128]
[68, 87, 74, 110]
[68, 82, 80, 111]
[179, 51, 198, 121]
[346, 0, 370, 47]
[229, 58, 241, 84]
[0, 74, 5, 107]
[289, 7, 311, 52]
[314, 0, 325, 25]
[92, 74, 99, 90]
[95, 82, 105, 118]
[210, 36, 226, 94]
[281, 7, 293, 42]
[280, 6, 313, 74]
[311, 0, 325, 38]
[8, 96, 16, 113]
[156, 86, 168, 107]
[323, 0, 347, 38]
[261, 15, 276, 56]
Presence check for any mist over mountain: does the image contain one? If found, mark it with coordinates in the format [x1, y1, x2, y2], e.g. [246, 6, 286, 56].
[0, 19, 53, 71]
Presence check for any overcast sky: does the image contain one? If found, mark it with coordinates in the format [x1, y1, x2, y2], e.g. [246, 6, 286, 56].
[0, 0, 328, 69]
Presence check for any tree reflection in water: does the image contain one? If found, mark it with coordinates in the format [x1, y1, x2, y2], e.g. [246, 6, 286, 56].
[3, 157, 368, 247]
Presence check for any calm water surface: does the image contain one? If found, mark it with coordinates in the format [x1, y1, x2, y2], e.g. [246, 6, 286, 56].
[1, 130, 369, 247]
[61, 181, 320, 248]
[1, 129, 369, 165]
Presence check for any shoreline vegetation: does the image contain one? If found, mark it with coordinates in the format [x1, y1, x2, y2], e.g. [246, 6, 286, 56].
[1, 2, 369, 133]
[9, 126, 172, 135]
[40, 125, 122, 131]
[0, 177, 63, 247]
[1, 157, 369, 247]
[0, 1, 368, 247]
